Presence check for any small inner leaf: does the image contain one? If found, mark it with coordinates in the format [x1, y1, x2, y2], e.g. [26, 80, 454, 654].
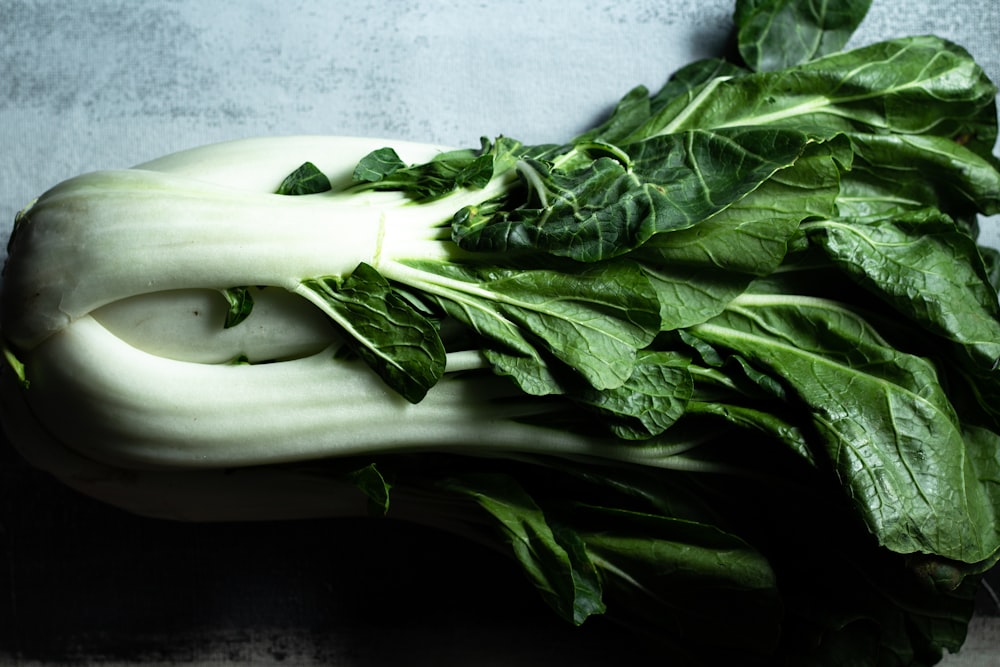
[299, 263, 446, 403]
[276, 161, 332, 195]
[353, 147, 407, 183]
[220, 286, 254, 329]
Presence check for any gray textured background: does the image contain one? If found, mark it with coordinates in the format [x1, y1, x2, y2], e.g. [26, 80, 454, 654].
[2, 1, 1000, 665]
[3, 0, 1000, 242]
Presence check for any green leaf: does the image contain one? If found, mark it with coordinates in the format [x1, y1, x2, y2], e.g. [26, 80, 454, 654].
[276, 161, 332, 195]
[298, 263, 446, 403]
[347, 462, 392, 517]
[573, 350, 693, 440]
[651, 36, 998, 150]
[572, 84, 653, 146]
[806, 210, 1000, 395]
[647, 58, 749, 119]
[2, 345, 29, 388]
[843, 133, 1000, 217]
[220, 286, 254, 329]
[352, 147, 407, 183]
[623, 59, 749, 145]
[575, 505, 781, 658]
[388, 258, 661, 393]
[441, 473, 606, 626]
[354, 138, 515, 199]
[453, 127, 809, 262]
[734, 0, 873, 72]
[690, 294, 1000, 564]
[637, 137, 839, 330]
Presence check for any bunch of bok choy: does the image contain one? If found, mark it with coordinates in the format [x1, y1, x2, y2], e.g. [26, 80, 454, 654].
[3, 0, 1000, 664]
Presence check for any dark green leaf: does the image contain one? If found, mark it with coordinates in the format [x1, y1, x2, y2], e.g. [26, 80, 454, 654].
[844, 133, 1000, 217]
[806, 210, 1000, 395]
[353, 138, 517, 199]
[637, 136, 838, 329]
[352, 147, 407, 183]
[647, 36, 998, 152]
[648, 58, 749, 117]
[576, 505, 781, 658]
[348, 462, 392, 517]
[572, 84, 653, 146]
[441, 473, 606, 625]
[453, 127, 808, 262]
[734, 0, 873, 72]
[573, 350, 693, 440]
[276, 161, 332, 195]
[623, 59, 750, 145]
[691, 295, 1000, 563]
[299, 263, 446, 403]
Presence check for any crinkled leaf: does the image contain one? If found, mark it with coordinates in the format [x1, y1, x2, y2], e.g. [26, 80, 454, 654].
[806, 210, 1000, 404]
[453, 127, 808, 262]
[844, 133, 1000, 217]
[691, 295, 1000, 563]
[637, 138, 839, 329]
[573, 350, 693, 440]
[298, 263, 446, 403]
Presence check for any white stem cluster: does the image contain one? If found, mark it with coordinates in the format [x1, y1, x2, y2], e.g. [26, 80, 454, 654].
[0, 136, 702, 519]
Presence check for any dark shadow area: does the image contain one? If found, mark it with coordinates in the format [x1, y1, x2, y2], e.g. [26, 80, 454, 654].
[0, 440, 658, 666]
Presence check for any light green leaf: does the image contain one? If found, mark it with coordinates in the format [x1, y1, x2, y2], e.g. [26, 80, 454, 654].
[220, 286, 254, 329]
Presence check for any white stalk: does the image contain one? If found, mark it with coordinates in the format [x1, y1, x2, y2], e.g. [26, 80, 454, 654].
[90, 287, 340, 364]
[134, 135, 454, 192]
[20, 314, 694, 471]
[1, 137, 506, 351]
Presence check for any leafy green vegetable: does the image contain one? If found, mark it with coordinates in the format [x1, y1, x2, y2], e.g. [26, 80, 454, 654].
[299, 263, 446, 403]
[451, 128, 810, 262]
[734, 0, 873, 72]
[3, 0, 1000, 665]
[690, 291, 1000, 562]
[275, 160, 332, 195]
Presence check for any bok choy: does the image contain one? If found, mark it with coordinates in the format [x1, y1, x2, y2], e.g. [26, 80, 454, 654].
[3, 0, 1000, 664]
